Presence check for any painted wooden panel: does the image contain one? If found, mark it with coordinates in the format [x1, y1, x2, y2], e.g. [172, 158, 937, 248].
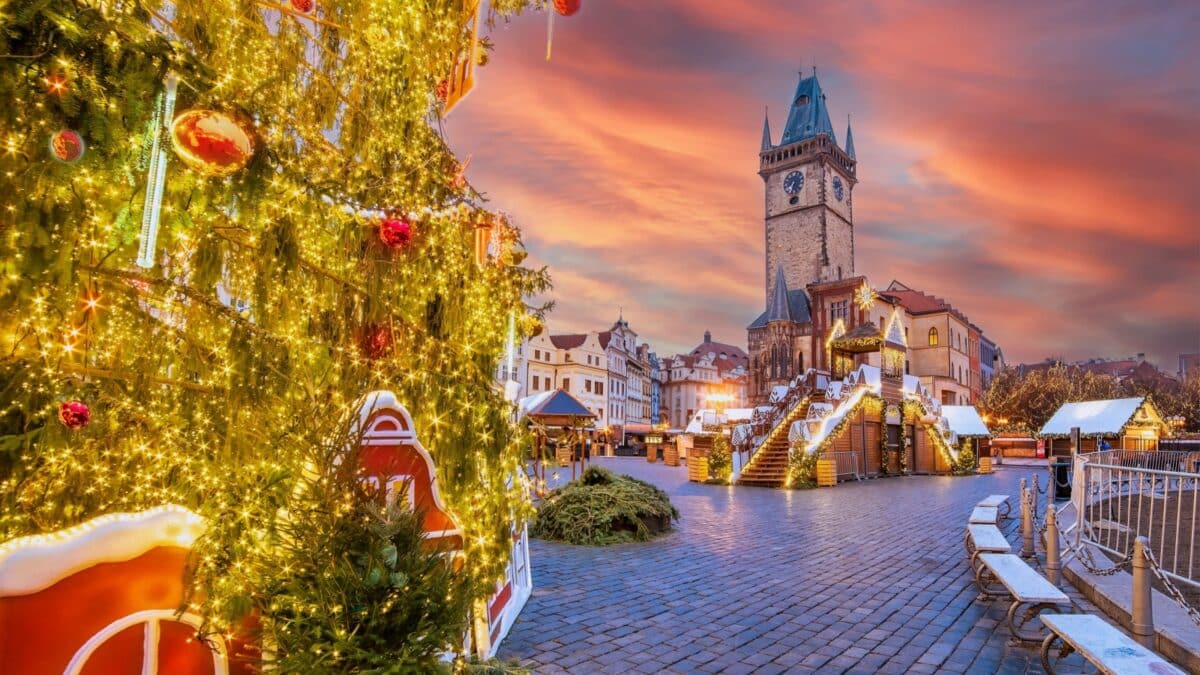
[934, 437, 952, 474]
[833, 426, 852, 453]
[0, 508, 253, 675]
[915, 427, 934, 474]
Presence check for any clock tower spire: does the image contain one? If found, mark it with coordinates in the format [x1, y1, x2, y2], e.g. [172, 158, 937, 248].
[759, 71, 857, 303]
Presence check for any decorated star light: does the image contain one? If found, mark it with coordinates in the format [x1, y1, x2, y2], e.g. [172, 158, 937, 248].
[855, 281, 877, 310]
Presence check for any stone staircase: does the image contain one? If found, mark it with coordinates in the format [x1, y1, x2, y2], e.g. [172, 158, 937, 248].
[736, 397, 815, 488]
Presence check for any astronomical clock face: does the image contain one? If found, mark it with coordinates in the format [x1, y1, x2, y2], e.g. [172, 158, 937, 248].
[783, 170, 804, 195]
[832, 176, 844, 201]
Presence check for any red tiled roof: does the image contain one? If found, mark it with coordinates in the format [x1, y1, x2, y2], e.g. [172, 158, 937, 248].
[598, 331, 612, 349]
[879, 289, 949, 314]
[690, 340, 748, 361]
[549, 333, 587, 350]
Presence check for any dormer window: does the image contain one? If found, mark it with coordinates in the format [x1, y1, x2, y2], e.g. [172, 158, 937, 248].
[796, 94, 810, 106]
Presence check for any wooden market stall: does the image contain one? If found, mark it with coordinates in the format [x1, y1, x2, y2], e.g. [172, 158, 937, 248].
[518, 389, 597, 485]
[940, 405, 993, 472]
[1038, 397, 1170, 456]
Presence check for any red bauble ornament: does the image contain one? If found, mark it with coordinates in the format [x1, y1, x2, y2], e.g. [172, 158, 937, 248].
[378, 216, 413, 249]
[58, 400, 91, 430]
[49, 129, 85, 163]
[553, 0, 581, 16]
[290, 0, 315, 13]
[435, 79, 449, 102]
[359, 324, 393, 360]
[170, 109, 255, 177]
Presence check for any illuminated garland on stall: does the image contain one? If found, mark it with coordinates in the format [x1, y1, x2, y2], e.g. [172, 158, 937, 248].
[786, 393, 872, 487]
[785, 393, 975, 484]
[744, 395, 809, 482]
[862, 397, 887, 476]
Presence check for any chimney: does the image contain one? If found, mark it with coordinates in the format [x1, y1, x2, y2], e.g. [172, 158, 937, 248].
[704, 330, 712, 343]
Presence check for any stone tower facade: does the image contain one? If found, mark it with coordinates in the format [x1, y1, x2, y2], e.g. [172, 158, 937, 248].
[759, 73, 857, 303]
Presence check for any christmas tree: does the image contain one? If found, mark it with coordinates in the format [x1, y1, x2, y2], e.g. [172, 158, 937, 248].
[0, 0, 546, 666]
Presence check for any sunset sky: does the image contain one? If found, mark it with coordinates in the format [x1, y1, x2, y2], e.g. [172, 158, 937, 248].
[447, 1, 1200, 369]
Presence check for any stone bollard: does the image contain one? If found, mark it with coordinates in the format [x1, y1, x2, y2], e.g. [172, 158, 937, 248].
[1131, 536, 1155, 649]
[1021, 478, 1036, 559]
[1044, 504, 1060, 585]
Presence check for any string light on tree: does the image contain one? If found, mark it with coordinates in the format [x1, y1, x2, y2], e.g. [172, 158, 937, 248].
[1, 0, 556, 667]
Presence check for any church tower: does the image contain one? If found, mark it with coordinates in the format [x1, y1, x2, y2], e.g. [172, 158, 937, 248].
[760, 72, 857, 302]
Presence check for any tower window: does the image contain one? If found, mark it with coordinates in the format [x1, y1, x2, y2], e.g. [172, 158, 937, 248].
[796, 94, 810, 105]
[928, 327, 939, 347]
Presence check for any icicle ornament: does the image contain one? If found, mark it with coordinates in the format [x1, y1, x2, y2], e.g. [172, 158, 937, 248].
[136, 73, 179, 269]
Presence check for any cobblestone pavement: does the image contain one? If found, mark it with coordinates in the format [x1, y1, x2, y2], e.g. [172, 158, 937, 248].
[498, 458, 1105, 674]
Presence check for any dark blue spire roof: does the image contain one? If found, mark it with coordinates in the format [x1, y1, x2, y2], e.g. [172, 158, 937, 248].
[845, 118, 856, 159]
[761, 110, 772, 151]
[766, 265, 792, 322]
[780, 73, 836, 146]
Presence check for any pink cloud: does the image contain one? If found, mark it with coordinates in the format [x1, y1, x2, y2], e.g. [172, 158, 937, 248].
[450, 1, 1199, 366]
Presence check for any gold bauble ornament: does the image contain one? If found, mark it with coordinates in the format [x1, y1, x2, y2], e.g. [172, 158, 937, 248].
[170, 109, 255, 177]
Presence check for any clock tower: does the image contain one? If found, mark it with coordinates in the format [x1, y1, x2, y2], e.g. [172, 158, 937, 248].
[760, 72, 857, 302]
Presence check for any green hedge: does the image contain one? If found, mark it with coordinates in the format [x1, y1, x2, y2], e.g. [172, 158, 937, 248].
[531, 467, 679, 545]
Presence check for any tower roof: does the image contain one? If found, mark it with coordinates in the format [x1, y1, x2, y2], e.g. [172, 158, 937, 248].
[761, 109, 772, 151]
[766, 265, 792, 322]
[780, 73, 836, 145]
[845, 119, 856, 159]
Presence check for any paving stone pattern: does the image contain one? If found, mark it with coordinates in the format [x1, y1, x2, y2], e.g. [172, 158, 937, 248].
[499, 458, 1105, 674]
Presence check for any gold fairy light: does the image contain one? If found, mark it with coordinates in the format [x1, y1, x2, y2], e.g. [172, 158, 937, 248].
[1, 1, 545, 661]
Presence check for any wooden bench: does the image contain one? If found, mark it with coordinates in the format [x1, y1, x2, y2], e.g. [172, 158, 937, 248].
[977, 494, 1011, 520]
[1039, 613, 1184, 674]
[969, 505, 998, 525]
[977, 553, 1072, 643]
[964, 524, 1011, 575]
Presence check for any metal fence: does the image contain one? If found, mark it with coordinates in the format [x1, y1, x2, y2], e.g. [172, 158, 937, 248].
[826, 451, 861, 481]
[1071, 450, 1200, 592]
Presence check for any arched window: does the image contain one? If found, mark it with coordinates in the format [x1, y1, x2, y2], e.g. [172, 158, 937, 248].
[928, 327, 939, 347]
[797, 352, 804, 373]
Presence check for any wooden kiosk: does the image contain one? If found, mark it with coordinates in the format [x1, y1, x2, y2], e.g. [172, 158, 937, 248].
[518, 389, 597, 485]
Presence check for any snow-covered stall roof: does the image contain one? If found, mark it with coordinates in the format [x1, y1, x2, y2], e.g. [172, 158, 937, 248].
[940, 406, 991, 437]
[685, 410, 727, 434]
[517, 390, 554, 419]
[725, 408, 754, 422]
[732, 424, 753, 446]
[769, 385, 790, 404]
[517, 389, 595, 421]
[1039, 397, 1156, 437]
